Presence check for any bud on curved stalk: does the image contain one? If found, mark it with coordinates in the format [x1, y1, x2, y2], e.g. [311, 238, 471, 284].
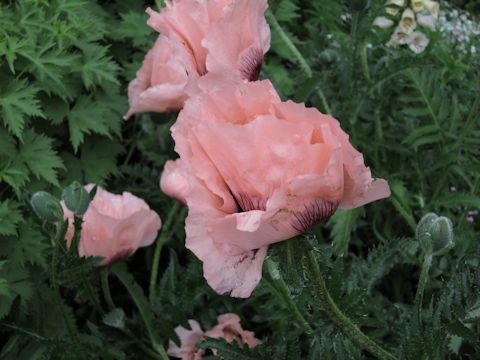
[62, 181, 91, 217]
[416, 212, 454, 256]
[30, 191, 63, 223]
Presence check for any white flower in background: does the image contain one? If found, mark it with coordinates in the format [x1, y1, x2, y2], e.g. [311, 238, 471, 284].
[438, 6, 480, 55]
[373, 16, 395, 29]
[386, 0, 405, 16]
[424, 0, 440, 18]
[407, 31, 429, 53]
[387, 27, 410, 47]
[411, 0, 424, 13]
[399, 8, 416, 33]
[417, 14, 437, 31]
[376, 0, 440, 53]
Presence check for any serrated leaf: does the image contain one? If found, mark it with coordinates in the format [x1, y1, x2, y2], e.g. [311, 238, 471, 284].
[198, 338, 258, 360]
[80, 138, 122, 185]
[434, 193, 480, 209]
[0, 221, 48, 268]
[18, 129, 64, 186]
[327, 208, 363, 256]
[0, 200, 22, 236]
[0, 79, 44, 138]
[68, 96, 112, 151]
[79, 43, 120, 89]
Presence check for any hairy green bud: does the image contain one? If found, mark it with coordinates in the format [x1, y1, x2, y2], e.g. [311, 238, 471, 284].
[30, 191, 63, 223]
[62, 181, 91, 217]
[416, 213, 454, 256]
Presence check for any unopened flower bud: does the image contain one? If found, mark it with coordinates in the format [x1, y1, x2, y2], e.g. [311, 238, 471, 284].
[62, 181, 91, 217]
[30, 191, 63, 223]
[416, 213, 454, 256]
[386, 0, 405, 16]
[266, 258, 281, 281]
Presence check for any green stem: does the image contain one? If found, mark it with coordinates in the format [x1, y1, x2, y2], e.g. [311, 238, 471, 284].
[265, 10, 312, 78]
[52, 222, 76, 339]
[307, 251, 397, 360]
[121, 328, 164, 360]
[101, 268, 116, 312]
[265, 259, 314, 334]
[317, 88, 332, 115]
[149, 202, 181, 304]
[360, 42, 371, 82]
[415, 254, 433, 308]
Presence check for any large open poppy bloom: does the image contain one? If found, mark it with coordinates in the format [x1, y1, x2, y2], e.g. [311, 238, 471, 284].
[125, 0, 270, 118]
[163, 80, 390, 297]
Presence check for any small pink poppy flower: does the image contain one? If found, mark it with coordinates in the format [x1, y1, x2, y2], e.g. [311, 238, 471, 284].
[205, 314, 261, 349]
[63, 184, 162, 265]
[169, 80, 390, 297]
[168, 320, 206, 360]
[168, 315, 260, 359]
[125, 35, 198, 118]
[126, 0, 270, 118]
[160, 159, 190, 204]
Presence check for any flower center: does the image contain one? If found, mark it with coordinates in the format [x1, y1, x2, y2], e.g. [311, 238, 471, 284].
[291, 198, 338, 233]
[239, 48, 264, 81]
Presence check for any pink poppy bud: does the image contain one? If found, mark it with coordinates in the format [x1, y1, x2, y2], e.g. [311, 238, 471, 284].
[170, 80, 390, 298]
[62, 185, 162, 265]
[160, 159, 190, 204]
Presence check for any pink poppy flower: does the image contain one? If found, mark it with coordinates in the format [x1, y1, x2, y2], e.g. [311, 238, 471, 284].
[167, 320, 206, 360]
[168, 315, 260, 359]
[205, 314, 261, 349]
[168, 80, 390, 297]
[125, 0, 270, 118]
[125, 35, 198, 118]
[63, 185, 162, 265]
[160, 159, 190, 204]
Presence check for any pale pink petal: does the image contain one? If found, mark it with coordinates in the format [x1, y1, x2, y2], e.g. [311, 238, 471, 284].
[203, 0, 270, 80]
[205, 313, 261, 348]
[125, 35, 198, 118]
[168, 320, 205, 360]
[160, 159, 190, 204]
[64, 185, 162, 266]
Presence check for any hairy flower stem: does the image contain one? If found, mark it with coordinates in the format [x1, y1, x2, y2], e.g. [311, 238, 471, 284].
[306, 251, 397, 360]
[415, 254, 433, 309]
[149, 202, 181, 304]
[101, 268, 116, 312]
[52, 222, 77, 339]
[266, 10, 332, 115]
[265, 259, 314, 334]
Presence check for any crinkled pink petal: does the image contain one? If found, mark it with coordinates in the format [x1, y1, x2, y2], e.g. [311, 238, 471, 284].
[170, 80, 390, 297]
[160, 159, 190, 204]
[205, 313, 261, 348]
[168, 320, 205, 360]
[125, 35, 198, 118]
[146, 1, 234, 75]
[203, 0, 270, 80]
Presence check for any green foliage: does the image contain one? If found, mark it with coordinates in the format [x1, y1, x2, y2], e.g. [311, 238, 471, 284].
[1, 0, 479, 359]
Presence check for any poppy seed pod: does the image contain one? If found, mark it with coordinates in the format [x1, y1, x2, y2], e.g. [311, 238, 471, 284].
[416, 213, 454, 256]
[62, 181, 91, 217]
[30, 191, 64, 223]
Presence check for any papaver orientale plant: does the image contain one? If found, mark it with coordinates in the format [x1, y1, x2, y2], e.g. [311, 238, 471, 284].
[161, 80, 390, 297]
